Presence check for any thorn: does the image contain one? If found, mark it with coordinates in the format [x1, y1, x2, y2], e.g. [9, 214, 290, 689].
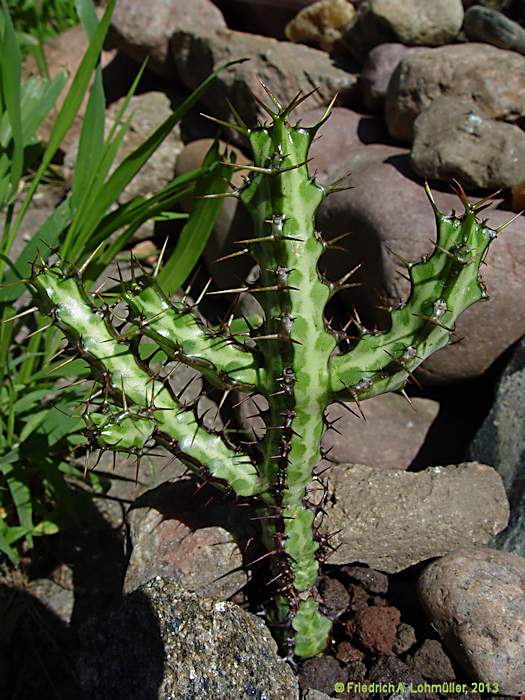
[225, 97, 248, 129]
[153, 236, 169, 279]
[199, 112, 248, 136]
[400, 388, 416, 410]
[472, 189, 503, 213]
[235, 234, 274, 245]
[384, 244, 412, 269]
[78, 241, 105, 277]
[449, 178, 470, 210]
[495, 210, 523, 233]
[214, 248, 250, 263]
[323, 231, 352, 248]
[206, 286, 249, 296]
[1, 305, 39, 324]
[424, 180, 443, 217]
[25, 322, 53, 339]
[258, 79, 282, 111]
[336, 263, 362, 286]
[195, 277, 213, 306]
[282, 87, 319, 118]
[198, 191, 239, 200]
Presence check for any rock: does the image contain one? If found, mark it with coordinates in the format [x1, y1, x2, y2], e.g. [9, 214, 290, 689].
[213, 0, 317, 40]
[417, 547, 525, 695]
[468, 336, 525, 556]
[124, 513, 247, 598]
[464, 5, 525, 55]
[110, 0, 227, 78]
[319, 576, 350, 619]
[407, 639, 455, 681]
[342, 0, 463, 61]
[320, 462, 509, 572]
[321, 394, 439, 471]
[298, 656, 342, 696]
[170, 25, 357, 125]
[386, 43, 525, 142]
[411, 96, 525, 189]
[65, 91, 183, 203]
[366, 657, 431, 698]
[30, 568, 74, 625]
[336, 640, 365, 663]
[347, 583, 370, 612]
[393, 622, 417, 655]
[341, 565, 389, 594]
[359, 43, 420, 111]
[302, 690, 332, 700]
[316, 157, 525, 382]
[123, 478, 255, 598]
[78, 576, 298, 699]
[354, 605, 401, 655]
[285, 0, 356, 52]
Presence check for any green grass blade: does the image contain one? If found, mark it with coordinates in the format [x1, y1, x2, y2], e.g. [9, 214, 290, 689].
[157, 142, 230, 295]
[0, 0, 24, 196]
[20, 71, 68, 143]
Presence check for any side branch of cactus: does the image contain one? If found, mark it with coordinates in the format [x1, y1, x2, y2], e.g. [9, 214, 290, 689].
[30, 266, 263, 498]
[329, 188, 496, 402]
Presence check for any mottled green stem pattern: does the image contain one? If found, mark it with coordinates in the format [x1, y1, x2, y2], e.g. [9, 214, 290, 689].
[30, 93, 501, 658]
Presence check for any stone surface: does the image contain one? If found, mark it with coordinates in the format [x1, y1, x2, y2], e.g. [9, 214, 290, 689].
[359, 43, 420, 111]
[319, 576, 350, 619]
[170, 25, 357, 124]
[342, 0, 463, 61]
[213, 0, 318, 40]
[78, 576, 299, 699]
[124, 508, 247, 598]
[321, 393, 439, 471]
[302, 690, 332, 700]
[386, 43, 525, 142]
[367, 657, 431, 698]
[110, 0, 227, 78]
[411, 96, 525, 189]
[418, 547, 525, 695]
[298, 656, 342, 696]
[336, 640, 365, 663]
[320, 462, 509, 572]
[464, 5, 525, 54]
[393, 622, 417, 655]
[316, 157, 525, 382]
[65, 91, 183, 203]
[468, 336, 525, 556]
[354, 605, 401, 655]
[342, 565, 389, 594]
[285, 0, 356, 51]
[407, 639, 455, 681]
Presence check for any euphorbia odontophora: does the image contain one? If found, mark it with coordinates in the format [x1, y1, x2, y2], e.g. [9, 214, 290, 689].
[29, 88, 505, 658]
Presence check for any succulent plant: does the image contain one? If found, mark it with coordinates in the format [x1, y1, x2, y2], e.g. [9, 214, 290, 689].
[29, 87, 508, 658]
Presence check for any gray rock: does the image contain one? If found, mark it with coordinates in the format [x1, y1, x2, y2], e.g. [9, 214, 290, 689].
[110, 0, 227, 78]
[30, 568, 74, 625]
[469, 336, 525, 556]
[386, 43, 525, 142]
[411, 96, 525, 188]
[360, 43, 421, 111]
[342, 0, 463, 61]
[298, 655, 342, 696]
[393, 622, 417, 655]
[301, 690, 332, 700]
[170, 25, 357, 125]
[321, 393, 439, 471]
[320, 462, 509, 572]
[285, 0, 356, 52]
[341, 564, 389, 593]
[464, 5, 525, 55]
[407, 639, 455, 682]
[78, 576, 299, 699]
[417, 547, 525, 695]
[124, 507, 247, 598]
[316, 157, 525, 382]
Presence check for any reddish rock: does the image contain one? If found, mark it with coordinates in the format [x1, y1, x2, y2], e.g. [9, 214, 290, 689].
[336, 640, 365, 663]
[354, 605, 401, 655]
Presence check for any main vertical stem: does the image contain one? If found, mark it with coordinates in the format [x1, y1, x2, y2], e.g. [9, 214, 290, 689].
[241, 117, 337, 656]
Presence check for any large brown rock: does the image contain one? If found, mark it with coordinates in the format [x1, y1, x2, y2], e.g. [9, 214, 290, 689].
[411, 96, 525, 189]
[321, 393, 439, 471]
[342, 0, 463, 61]
[386, 43, 525, 142]
[110, 0, 227, 78]
[316, 157, 525, 382]
[359, 43, 421, 111]
[418, 547, 525, 695]
[170, 25, 357, 124]
[320, 462, 509, 572]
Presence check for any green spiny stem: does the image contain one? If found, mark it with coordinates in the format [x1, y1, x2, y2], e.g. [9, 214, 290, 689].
[31, 267, 263, 497]
[27, 89, 503, 660]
